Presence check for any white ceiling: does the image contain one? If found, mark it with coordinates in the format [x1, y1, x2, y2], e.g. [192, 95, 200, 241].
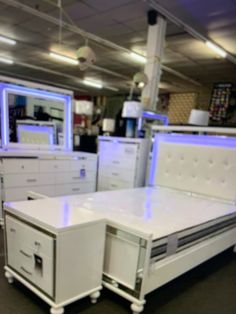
[0, 0, 235, 94]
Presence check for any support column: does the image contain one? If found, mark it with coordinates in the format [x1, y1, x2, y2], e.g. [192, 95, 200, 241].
[141, 11, 167, 111]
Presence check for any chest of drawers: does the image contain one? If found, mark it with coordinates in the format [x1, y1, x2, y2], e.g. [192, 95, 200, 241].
[97, 137, 150, 191]
[0, 152, 97, 225]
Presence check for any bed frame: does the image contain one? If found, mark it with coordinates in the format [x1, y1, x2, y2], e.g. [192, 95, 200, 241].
[10, 133, 236, 314]
[102, 134, 236, 313]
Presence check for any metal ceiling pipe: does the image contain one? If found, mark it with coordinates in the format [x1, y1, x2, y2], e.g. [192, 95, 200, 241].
[0, 0, 202, 87]
[149, 0, 236, 65]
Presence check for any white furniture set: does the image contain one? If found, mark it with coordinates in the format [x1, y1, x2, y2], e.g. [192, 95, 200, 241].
[3, 133, 236, 314]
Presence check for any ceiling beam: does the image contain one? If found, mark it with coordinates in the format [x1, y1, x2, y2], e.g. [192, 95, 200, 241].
[149, 0, 236, 65]
[0, 0, 202, 87]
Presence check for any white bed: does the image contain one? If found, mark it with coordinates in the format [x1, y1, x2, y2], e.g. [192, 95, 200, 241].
[3, 133, 236, 314]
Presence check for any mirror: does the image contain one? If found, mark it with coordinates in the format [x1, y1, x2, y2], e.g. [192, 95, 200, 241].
[8, 92, 65, 146]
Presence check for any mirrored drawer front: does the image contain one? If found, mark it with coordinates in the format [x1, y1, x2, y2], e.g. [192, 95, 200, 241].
[55, 182, 95, 196]
[4, 185, 55, 201]
[3, 173, 55, 188]
[55, 171, 96, 184]
[2, 159, 39, 174]
[98, 167, 135, 183]
[99, 156, 137, 170]
[6, 215, 54, 296]
[98, 176, 133, 191]
[39, 160, 69, 172]
[69, 160, 97, 172]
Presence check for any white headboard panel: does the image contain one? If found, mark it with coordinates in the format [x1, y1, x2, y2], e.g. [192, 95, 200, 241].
[151, 134, 236, 202]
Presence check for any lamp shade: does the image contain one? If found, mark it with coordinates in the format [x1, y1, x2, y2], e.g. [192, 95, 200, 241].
[122, 101, 143, 118]
[75, 100, 93, 115]
[102, 118, 115, 132]
[188, 109, 209, 126]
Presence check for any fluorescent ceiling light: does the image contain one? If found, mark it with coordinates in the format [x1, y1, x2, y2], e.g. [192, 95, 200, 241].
[0, 35, 16, 45]
[0, 57, 14, 64]
[49, 52, 79, 65]
[83, 79, 103, 89]
[130, 52, 147, 63]
[106, 86, 119, 92]
[205, 41, 227, 58]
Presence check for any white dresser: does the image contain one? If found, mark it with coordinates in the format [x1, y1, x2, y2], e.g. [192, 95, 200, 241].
[0, 151, 97, 224]
[97, 137, 150, 191]
[4, 198, 105, 314]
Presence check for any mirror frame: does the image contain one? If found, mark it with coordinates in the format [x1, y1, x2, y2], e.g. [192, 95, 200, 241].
[0, 80, 73, 151]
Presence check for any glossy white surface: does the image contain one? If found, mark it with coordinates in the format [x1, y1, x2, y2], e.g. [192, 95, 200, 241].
[5, 186, 236, 239]
[4, 197, 104, 233]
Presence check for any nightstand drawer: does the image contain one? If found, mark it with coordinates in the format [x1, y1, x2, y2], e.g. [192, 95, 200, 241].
[2, 159, 39, 174]
[6, 215, 54, 296]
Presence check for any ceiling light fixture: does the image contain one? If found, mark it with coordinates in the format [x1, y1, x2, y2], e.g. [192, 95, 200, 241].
[105, 86, 119, 92]
[0, 57, 14, 64]
[205, 41, 227, 58]
[0, 35, 16, 45]
[130, 52, 147, 63]
[83, 79, 103, 89]
[49, 52, 79, 65]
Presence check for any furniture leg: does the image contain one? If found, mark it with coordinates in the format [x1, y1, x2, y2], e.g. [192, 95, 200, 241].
[50, 307, 64, 314]
[131, 303, 144, 314]
[90, 291, 101, 304]
[5, 270, 14, 284]
[233, 245, 236, 253]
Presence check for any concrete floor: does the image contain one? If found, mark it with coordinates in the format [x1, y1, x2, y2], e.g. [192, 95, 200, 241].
[1, 228, 236, 314]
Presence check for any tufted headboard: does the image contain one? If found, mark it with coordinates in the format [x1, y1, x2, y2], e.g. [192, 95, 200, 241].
[150, 134, 236, 202]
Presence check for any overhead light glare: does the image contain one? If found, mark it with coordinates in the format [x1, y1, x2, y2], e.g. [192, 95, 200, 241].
[205, 41, 227, 58]
[130, 52, 147, 63]
[83, 79, 103, 89]
[106, 86, 119, 92]
[49, 52, 79, 65]
[0, 57, 14, 64]
[0, 35, 16, 45]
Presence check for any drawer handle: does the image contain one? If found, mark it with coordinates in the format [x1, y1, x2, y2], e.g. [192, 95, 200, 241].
[72, 188, 80, 191]
[21, 165, 25, 169]
[20, 250, 32, 259]
[10, 228, 16, 233]
[26, 179, 37, 183]
[112, 161, 120, 164]
[72, 177, 80, 180]
[112, 173, 119, 176]
[20, 266, 32, 276]
[111, 184, 118, 188]
[34, 241, 41, 247]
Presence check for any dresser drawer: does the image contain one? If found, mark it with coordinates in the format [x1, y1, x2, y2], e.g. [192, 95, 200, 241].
[4, 185, 55, 201]
[2, 159, 39, 174]
[99, 156, 137, 170]
[3, 173, 55, 188]
[99, 141, 139, 158]
[98, 176, 133, 191]
[39, 160, 69, 172]
[55, 171, 96, 184]
[5, 215, 54, 296]
[55, 182, 95, 196]
[98, 166, 135, 183]
[69, 159, 97, 172]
